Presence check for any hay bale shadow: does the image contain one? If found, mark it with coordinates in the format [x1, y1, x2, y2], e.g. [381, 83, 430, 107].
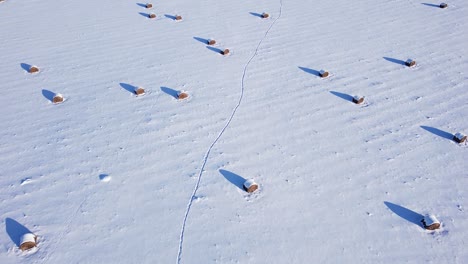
[330, 91, 354, 103]
[42, 89, 55, 102]
[219, 169, 246, 191]
[193, 37, 209, 44]
[383, 57, 406, 66]
[161, 87, 179, 99]
[206, 46, 223, 54]
[5, 218, 33, 247]
[136, 3, 147, 8]
[298, 66, 320, 77]
[249, 12, 263, 18]
[120, 83, 137, 94]
[421, 3, 440, 7]
[20, 63, 32, 72]
[420, 126, 454, 140]
[164, 14, 177, 20]
[384, 202, 424, 228]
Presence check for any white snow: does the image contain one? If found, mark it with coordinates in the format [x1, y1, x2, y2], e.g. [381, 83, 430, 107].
[1, 0, 467, 263]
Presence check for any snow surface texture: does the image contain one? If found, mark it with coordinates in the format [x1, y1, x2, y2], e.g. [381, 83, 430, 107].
[1, 0, 467, 263]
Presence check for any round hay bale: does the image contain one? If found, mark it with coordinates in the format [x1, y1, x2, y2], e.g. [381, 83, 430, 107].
[221, 49, 230, 55]
[440, 3, 448, 8]
[145, 3, 153, 8]
[175, 15, 182, 20]
[422, 214, 440, 230]
[405, 59, 416, 67]
[261, 13, 269, 19]
[243, 179, 259, 193]
[208, 39, 216, 45]
[135, 87, 145, 96]
[53, 94, 64, 104]
[28, 65, 40, 73]
[453, 132, 467, 143]
[319, 70, 329, 78]
[353, 95, 364, 104]
[177, 91, 189, 100]
[149, 13, 156, 19]
[19, 233, 37, 251]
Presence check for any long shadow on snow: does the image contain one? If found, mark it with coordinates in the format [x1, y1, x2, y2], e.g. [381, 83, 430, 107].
[298, 66, 320, 77]
[219, 170, 246, 191]
[20, 63, 33, 72]
[421, 3, 440, 8]
[164, 14, 177, 20]
[206, 46, 223, 54]
[330, 91, 354, 103]
[139, 12, 151, 18]
[383, 57, 406, 66]
[42, 89, 56, 102]
[161, 87, 179, 99]
[193, 37, 209, 45]
[5, 218, 33, 247]
[384, 202, 424, 228]
[137, 3, 148, 8]
[120, 83, 137, 94]
[249, 12, 264, 18]
[420, 126, 453, 140]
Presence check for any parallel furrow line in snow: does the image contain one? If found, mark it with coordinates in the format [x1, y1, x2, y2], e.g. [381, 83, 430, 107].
[176, 1, 284, 263]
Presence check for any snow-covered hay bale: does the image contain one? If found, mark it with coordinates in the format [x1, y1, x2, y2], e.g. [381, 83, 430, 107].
[175, 15, 182, 21]
[422, 214, 440, 230]
[319, 70, 329, 78]
[221, 49, 230, 55]
[149, 13, 156, 19]
[208, 39, 216, 45]
[353, 95, 364, 104]
[177, 91, 189, 100]
[243, 179, 259, 193]
[145, 3, 153, 9]
[28, 65, 39, 73]
[261, 13, 269, 19]
[19, 233, 37, 251]
[405, 59, 416, 67]
[440, 3, 448, 8]
[135, 87, 145, 96]
[52, 94, 64, 104]
[453, 132, 467, 143]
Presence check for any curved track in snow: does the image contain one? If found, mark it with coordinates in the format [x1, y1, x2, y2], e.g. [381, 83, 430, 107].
[176, 1, 284, 263]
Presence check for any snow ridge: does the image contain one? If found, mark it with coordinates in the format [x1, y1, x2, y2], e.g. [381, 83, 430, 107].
[176, 1, 284, 263]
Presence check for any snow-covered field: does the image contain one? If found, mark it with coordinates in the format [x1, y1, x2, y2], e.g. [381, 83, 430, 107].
[1, 0, 467, 263]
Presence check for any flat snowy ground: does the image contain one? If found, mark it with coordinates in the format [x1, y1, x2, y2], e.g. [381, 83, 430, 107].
[1, 0, 467, 263]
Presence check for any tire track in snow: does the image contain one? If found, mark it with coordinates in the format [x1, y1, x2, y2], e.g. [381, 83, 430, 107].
[176, 1, 283, 263]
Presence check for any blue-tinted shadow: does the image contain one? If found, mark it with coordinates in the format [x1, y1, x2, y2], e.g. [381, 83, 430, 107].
[383, 57, 406, 65]
[421, 3, 440, 7]
[384, 202, 424, 228]
[120, 83, 136, 94]
[219, 169, 246, 191]
[161, 86, 178, 99]
[206, 46, 222, 54]
[330, 91, 354, 102]
[193, 37, 209, 44]
[5, 218, 33, 247]
[249, 12, 263, 18]
[164, 14, 177, 20]
[20, 63, 32, 72]
[420, 126, 453, 140]
[298, 66, 320, 77]
[42, 89, 55, 102]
